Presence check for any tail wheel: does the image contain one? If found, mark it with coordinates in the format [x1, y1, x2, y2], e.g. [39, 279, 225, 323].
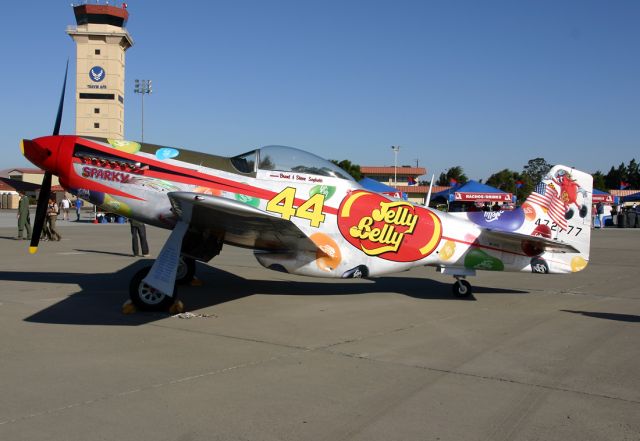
[452, 279, 472, 298]
[176, 256, 196, 285]
[129, 266, 177, 311]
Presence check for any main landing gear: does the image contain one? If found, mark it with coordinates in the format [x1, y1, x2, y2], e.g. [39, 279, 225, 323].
[129, 255, 196, 311]
[452, 277, 472, 298]
[129, 266, 177, 311]
[176, 256, 196, 285]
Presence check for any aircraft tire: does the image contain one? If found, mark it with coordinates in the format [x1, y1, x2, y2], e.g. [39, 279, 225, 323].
[452, 279, 472, 298]
[176, 256, 196, 285]
[129, 266, 177, 311]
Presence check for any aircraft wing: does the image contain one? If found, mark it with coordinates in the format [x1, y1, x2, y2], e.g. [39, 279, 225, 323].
[168, 192, 317, 252]
[480, 228, 580, 253]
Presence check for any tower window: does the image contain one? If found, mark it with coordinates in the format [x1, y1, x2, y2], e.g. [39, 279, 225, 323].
[95, 49, 101, 55]
[94, 108, 100, 114]
[94, 123, 100, 129]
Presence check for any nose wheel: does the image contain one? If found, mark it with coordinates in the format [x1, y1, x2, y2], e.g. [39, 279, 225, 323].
[452, 277, 472, 298]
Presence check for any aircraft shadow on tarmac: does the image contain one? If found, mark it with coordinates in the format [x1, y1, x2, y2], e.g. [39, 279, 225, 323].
[0, 261, 526, 326]
[561, 310, 640, 323]
[74, 248, 134, 257]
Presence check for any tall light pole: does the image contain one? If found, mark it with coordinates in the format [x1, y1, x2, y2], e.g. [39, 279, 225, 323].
[134, 79, 152, 144]
[391, 145, 400, 185]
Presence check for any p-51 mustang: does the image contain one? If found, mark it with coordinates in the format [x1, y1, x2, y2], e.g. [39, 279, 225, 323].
[21, 73, 593, 310]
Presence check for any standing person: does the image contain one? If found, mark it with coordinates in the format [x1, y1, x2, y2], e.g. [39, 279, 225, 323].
[130, 219, 149, 257]
[74, 197, 83, 221]
[61, 196, 71, 221]
[16, 191, 32, 240]
[596, 202, 605, 229]
[46, 196, 62, 241]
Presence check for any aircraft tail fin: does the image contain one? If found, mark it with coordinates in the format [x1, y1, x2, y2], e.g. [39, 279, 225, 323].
[521, 165, 592, 271]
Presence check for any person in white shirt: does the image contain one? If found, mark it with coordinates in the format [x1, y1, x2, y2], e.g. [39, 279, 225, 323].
[61, 197, 71, 221]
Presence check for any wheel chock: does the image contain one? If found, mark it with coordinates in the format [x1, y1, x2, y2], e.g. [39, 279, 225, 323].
[190, 276, 203, 287]
[122, 299, 137, 314]
[169, 300, 185, 314]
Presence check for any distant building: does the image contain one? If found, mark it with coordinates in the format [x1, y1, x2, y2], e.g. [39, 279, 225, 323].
[360, 165, 445, 204]
[4, 168, 66, 204]
[6, 168, 61, 189]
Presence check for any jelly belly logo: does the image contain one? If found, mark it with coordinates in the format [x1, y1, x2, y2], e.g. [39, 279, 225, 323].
[82, 166, 131, 183]
[337, 191, 442, 262]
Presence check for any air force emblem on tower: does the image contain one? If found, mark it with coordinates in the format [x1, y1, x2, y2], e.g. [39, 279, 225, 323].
[89, 66, 105, 82]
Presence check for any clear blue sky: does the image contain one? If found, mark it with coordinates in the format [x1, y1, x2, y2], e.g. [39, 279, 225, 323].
[1, 0, 638, 181]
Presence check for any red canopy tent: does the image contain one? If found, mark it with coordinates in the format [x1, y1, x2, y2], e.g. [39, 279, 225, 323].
[592, 189, 614, 204]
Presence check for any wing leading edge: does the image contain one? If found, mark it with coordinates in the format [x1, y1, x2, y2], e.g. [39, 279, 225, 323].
[168, 192, 317, 252]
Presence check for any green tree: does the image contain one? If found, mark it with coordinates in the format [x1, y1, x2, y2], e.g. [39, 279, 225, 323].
[486, 169, 531, 203]
[522, 158, 553, 185]
[604, 163, 626, 190]
[627, 159, 639, 188]
[436, 166, 468, 186]
[330, 159, 362, 181]
[486, 169, 519, 191]
[592, 171, 606, 191]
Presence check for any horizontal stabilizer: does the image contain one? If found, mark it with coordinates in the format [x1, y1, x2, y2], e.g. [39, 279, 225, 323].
[481, 228, 579, 254]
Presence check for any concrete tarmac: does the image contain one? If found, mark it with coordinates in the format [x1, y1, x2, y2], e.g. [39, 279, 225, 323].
[0, 214, 638, 441]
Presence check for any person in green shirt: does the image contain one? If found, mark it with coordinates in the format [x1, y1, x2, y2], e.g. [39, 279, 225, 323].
[16, 191, 32, 240]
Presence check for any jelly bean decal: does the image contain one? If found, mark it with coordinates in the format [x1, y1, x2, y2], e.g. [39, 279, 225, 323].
[194, 186, 222, 196]
[571, 256, 588, 272]
[464, 248, 504, 271]
[521, 202, 536, 221]
[467, 209, 525, 231]
[155, 147, 179, 160]
[235, 193, 260, 207]
[103, 194, 132, 216]
[310, 233, 342, 272]
[310, 185, 336, 201]
[439, 240, 456, 261]
[522, 224, 552, 256]
[107, 139, 141, 154]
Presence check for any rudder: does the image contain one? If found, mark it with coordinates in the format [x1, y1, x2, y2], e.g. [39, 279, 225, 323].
[522, 165, 592, 272]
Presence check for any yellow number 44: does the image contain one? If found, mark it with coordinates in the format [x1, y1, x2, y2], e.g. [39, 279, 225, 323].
[267, 187, 326, 227]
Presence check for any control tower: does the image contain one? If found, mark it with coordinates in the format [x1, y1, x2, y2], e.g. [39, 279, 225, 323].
[67, 4, 134, 139]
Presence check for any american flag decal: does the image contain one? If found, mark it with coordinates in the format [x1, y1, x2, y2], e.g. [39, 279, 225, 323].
[527, 181, 568, 230]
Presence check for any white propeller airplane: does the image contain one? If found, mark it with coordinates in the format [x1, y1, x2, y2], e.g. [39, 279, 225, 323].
[21, 68, 593, 310]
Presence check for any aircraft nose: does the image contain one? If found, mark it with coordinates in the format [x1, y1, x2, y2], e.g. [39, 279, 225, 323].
[21, 136, 62, 174]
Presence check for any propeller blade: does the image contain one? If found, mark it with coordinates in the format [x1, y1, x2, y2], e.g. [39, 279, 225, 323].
[29, 61, 68, 253]
[53, 59, 69, 136]
[29, 172, 52, 254]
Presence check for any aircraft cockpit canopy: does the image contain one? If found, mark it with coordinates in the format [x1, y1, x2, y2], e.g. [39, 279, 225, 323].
[231, 145, 354, 181]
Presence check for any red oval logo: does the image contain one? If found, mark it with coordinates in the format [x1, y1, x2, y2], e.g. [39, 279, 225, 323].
[337, 191, 442, 262]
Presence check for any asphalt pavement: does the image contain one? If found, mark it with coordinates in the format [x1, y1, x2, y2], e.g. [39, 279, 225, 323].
[0, 211, 638, 441]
